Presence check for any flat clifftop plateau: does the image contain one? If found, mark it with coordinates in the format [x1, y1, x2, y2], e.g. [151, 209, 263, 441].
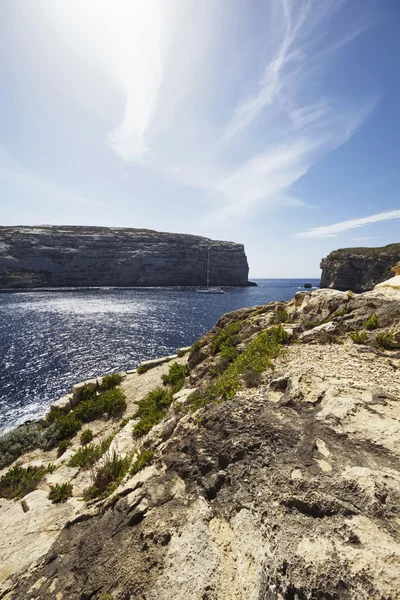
[0, 225, 249, 288]
[320, 242, 400, 292]
[1, 283, 400, 599]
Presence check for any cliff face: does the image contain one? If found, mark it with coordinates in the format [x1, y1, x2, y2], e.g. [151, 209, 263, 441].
[1, 285, 400, 599]
[0, 226, 249, 288]
[320, 243, 400, 292]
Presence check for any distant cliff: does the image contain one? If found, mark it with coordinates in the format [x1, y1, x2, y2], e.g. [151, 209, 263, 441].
[320, 243, 400, 292]
[0, 226, 250, 289]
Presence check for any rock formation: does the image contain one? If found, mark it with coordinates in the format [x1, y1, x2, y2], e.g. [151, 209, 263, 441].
[1, 281, 400, 599]
[0, 226, 250, 288]
[320, 242, 400, 292]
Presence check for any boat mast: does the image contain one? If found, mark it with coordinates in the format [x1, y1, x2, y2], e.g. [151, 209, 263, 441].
[206, 248, 210, 288]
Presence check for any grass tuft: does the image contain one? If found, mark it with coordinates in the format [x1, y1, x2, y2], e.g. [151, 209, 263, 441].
[133, 387, 173, 438]
[364, 313, 379, 331]
[162, 362, 188, 394]
[69, 436, 113, 469]
[375, 330, 395, 350]
[84, 452, 130, 500]
[0, 464, 54, 499]
[130, 449, 154, 475]
[48, 482, 73, 504]
[351, 330, 368, 344]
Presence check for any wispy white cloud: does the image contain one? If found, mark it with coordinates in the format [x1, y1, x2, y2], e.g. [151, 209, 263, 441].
[0, 147, 100, 207]
[296, 210, 400, 238]
[37, 0, 375, 222]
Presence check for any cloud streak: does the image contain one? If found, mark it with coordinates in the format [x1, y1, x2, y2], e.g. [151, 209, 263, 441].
[296, 209, 400, 238]
[38, 0, 375, 222]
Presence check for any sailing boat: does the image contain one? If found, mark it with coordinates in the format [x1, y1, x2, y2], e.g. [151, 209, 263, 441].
[196, 248, 225, 294]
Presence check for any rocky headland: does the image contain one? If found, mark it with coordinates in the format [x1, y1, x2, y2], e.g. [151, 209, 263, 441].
[0, 226, 250, 289]
[320, 242, 400, 292]
[1, 274, 400, 599]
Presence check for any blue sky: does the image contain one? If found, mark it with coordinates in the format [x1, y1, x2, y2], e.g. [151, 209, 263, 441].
[1, 0, 399, 277]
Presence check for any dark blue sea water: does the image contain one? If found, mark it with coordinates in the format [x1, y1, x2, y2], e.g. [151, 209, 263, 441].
[0, 279, 319, 432]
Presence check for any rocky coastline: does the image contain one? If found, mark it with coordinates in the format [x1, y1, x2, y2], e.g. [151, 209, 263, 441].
[320, 242, 400, 292]
[0, 226, 251, 289]
[1, 274, 400, 599]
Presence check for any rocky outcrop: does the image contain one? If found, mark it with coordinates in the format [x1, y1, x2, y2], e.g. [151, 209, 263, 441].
[0, 226, 250, 288]
[1, 284, 400, 599]
[320, 243, 400, 292]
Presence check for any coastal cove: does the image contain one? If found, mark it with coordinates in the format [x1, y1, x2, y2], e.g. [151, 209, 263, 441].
[0, 279, 319, 433]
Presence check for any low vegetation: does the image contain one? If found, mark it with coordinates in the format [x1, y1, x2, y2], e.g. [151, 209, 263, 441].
[48, 482, 73, 504]
[132, 387, 173, 438]
[210, 321, 241, 355]
[364, 313, 379, 330]
[98, 593, 113, 600]
[273, 308, 289, 324]
[101, 373, 123, 390]
[0, 422, 45, 469]
[375, 330, 395, 350]
[84, 451, 131, 500]
[69, 436, 113, 469]
[162, 362, 188, 394]
[0, 464, 55, 500]
[351, 330, 368, 344]
[130, 449, 154, 475]
[137, 364, 150, 375]
[0, 375, 126, 470]
[80, 429, 94, 445]
[57, 439, 70, 457]
[189, 325, 291, 409]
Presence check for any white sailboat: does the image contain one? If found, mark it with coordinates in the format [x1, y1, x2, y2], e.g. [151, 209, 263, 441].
[196, 248, 225, 294]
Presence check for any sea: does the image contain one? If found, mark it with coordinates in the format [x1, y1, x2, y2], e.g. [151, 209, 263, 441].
[0, 279, 319, 433]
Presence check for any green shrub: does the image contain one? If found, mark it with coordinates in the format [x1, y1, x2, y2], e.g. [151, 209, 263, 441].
[48, 482, 73, 504]
[54, 413, 82, 440]
[79, 387, 98, 402]
[0, 464, 54, 499]
[137, 364, 150, 375]
[273, 309, 289, 324]
[98, 592, 113, 600]
[101, 373, 123, 390]
[130, 449, 154, 475]
[162, 362, 188, 394]
[99, 388, 127, 416]
[69, 436, 113, 469]
[84, 452, 130, 500]
[177, 349, 185, 358]
[0, 422, 45, 469]
[219, 343, 238, 363]
[375, 330, 395, 350]
[364, 313, 379, 330]
[351, 330, 368, 344]
[210, 322, 241, 355]
[57, 439, 70, 457]
[203, 325, 290, 405]
[133, 387, 173, 438]
[80, 429, 94, 445]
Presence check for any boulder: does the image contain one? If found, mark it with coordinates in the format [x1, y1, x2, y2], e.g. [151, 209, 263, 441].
[50, 395, 72, 412]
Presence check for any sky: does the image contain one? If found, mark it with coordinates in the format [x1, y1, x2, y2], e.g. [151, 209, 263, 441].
[0, 0, 399, 277]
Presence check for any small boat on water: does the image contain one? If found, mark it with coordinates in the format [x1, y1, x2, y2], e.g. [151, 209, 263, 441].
[195, 247, 225, 294]
[196, 288, 225, 294]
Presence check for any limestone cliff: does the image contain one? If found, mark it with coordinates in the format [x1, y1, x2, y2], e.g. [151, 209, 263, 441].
[0, 226, 249, 288]
[320, 242, 400, 292]
[1, 284, 400, 599]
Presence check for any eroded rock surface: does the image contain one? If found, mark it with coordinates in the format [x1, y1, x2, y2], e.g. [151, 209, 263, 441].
[0, 226, 249, 288]
[1, 286, 400, 599]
